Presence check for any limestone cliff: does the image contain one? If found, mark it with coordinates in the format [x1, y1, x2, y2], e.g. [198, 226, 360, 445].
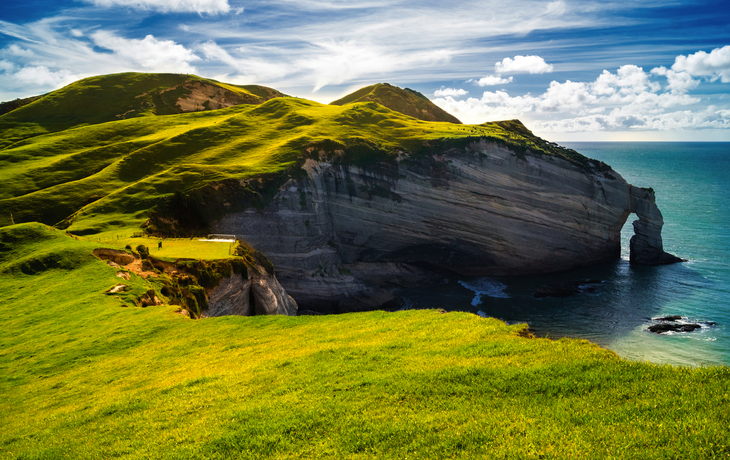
[204, 270, 298, 318]
[211, 138, 681, 312]
[93, 249, 297, 317]
[145, 256, 298, 318]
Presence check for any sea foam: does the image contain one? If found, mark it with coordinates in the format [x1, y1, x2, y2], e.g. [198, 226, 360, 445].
[458, 278, 509, 306]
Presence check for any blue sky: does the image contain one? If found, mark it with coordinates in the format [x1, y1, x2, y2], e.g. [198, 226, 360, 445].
[1, 0, 730, 141]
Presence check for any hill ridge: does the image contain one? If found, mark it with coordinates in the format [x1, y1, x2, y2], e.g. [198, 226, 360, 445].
[330, 82, 462, 124]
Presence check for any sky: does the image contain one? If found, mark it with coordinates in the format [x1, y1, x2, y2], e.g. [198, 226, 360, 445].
[1, 0, 730, 141]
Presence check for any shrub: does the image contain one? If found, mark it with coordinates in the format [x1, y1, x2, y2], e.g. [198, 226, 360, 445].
[136, 244, 149, 259]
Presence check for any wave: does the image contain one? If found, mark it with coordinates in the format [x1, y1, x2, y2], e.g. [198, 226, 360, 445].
[458, 278, 509, 306]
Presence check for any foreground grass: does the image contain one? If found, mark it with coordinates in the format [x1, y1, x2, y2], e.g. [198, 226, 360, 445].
[1, 224, 729, 459]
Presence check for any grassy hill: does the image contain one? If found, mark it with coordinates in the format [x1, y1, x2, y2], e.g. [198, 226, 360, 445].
[331, 83, 462, 124]
[0, 72, 285, 149]
[0, 74, 596, 242]
[1, 223, 728, 459]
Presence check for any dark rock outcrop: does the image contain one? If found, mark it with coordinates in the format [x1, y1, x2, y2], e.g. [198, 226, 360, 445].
[648, 323, 701, 334]
[628, 186, 686, 265]
[654, 315, 683, 321]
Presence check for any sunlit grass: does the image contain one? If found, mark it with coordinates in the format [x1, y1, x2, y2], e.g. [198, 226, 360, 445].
[1, 224, 728, 459]
[108, 236, 234, 260]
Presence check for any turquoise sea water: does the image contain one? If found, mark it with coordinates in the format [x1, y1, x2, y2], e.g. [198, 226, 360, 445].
[398, 142, 730, 367]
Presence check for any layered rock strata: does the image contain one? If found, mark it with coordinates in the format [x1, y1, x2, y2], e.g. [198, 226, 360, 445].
[212, 139, 681, 312]
[94, 249, 297, 317]
[204, 271, 298, 317]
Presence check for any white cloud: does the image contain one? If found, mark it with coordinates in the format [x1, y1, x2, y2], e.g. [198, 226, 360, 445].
[593, 65, 659, 96]
[651, 66, 699, 94]
[495, 55, 553, 74]
[71, 29, 84, 37]
[0, 60, 15, 72]
[80, 0, 231, 14]
[434, 87, 468, 97]
[13, 66, 77, 87]
[91, 31, 200, 73]
[201, 39, 452, 91]
[199, 41, 291, 82]
[474, 75, 513, 86]
[433, 62, 705, 131]
[546, 0, 566, 15]
[672, 45, 730, 83]
[6, 44, 36, 58]
[539, 80, 596, 111]
[535, 108, 730, 133]
[301, 40, 452, 91]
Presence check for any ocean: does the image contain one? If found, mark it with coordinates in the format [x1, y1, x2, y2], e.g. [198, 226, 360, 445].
[396, 142, 730, 367]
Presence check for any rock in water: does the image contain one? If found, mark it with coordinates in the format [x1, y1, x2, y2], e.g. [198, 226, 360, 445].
[654, 315, 683, 321]
[648, 323, 702, 334]
[628, 186, 686, 265]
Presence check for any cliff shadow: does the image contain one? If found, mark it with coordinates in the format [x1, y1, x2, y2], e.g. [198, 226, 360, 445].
[395, 257, 712, 348]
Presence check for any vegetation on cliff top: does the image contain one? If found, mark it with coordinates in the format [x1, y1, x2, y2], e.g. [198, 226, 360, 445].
[0, 223, 728, 459]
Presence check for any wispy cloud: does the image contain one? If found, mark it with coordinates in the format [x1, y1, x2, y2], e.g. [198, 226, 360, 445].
[79, 0, 232, 14]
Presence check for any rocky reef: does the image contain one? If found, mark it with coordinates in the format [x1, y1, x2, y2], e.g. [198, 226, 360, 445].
[211, 138, 682, 312]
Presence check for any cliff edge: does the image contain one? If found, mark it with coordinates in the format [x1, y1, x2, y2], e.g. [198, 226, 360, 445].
[208, 138, 681, 312]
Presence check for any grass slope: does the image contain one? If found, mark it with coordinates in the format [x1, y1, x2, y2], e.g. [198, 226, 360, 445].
[0, 223, 728, 459]
[330, 83, 462, 124]
[0, 80, 595, 240]
[0, 72, 284, 149]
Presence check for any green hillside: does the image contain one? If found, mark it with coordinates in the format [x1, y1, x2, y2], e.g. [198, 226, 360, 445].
[1, 223, 728, 459]
[0, 72, 285, 149]
[331, 83, 463, 124]
[0, 74, 598, 243]
[0, 76, 587, 238]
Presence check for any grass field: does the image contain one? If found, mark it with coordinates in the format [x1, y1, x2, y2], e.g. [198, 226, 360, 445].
[86, 235, 235, 260]
[1, 223, 728, 459]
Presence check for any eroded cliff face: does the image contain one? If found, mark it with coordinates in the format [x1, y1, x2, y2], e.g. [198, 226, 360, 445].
[94, 249, 298, 317]
[212, 139, 680, 312]
[204, 270, 298, 318]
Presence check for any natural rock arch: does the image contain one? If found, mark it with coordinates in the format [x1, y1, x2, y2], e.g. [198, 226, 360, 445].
[626, 186, 684, 265]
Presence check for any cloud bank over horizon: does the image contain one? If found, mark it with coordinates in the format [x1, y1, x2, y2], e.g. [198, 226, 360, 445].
[0, 0, 729, 140]
[433, 51, 730, 137]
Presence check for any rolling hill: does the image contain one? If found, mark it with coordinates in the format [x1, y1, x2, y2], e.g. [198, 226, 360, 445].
[0, 73, 585, 239]
[0, 72, 285, 149]
[330, 82, 462, 124]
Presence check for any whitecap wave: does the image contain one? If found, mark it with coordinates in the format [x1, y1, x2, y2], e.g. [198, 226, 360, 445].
[458, 278, 509, 306]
